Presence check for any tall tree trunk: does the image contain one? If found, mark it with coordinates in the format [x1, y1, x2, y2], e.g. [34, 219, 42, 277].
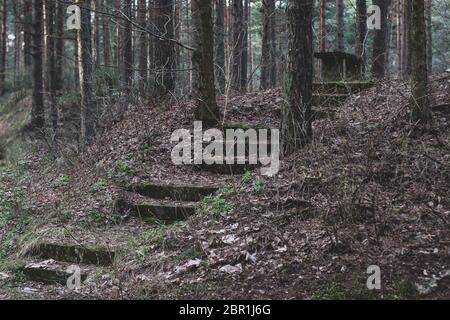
[409, 0, 432, 124]
[386, 0, 396, 77]
[355, 0, 367, 61]
[31, 0, 45, 130]
[102, 0, 111, 67]
[372, 0, 388, 79]
[121, 0, 133, 98]
[261, 0, 276, 90]
[191, 0, 220, 125]
[282, 0, 313, 155]
[115, 0, 121, 68]
[397, 0, 403, 75]
[215, 0, 226, 92]
[241, 0, 248, 90]
[319, 0, 326, 52]
[425, 0, 432, 75]
[24, 0, 33, 69]
[336, 0, 344, 51]
[55, 0, 64, 92]
[155, 0, 176, 95]
[0, 0, 7, 96]
[14, 0, 22, 83]
[402, 0, 412, 78]
[46, 0, 57, 132]
[231, 0, 245, 91]
[138, 0, 148, 93]
[77, 0, 96, 146]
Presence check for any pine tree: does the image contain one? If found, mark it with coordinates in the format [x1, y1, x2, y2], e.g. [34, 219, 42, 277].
[282, 0, 314, 155]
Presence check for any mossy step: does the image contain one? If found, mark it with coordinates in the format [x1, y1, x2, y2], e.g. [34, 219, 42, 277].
[27, 242, 115, 267]
[127, 183, 221, 202]
[22, 260, 89, 286]
[194, 158, 260, 175]
[314, 81, 374, 94]
[116, 198, 199, 223]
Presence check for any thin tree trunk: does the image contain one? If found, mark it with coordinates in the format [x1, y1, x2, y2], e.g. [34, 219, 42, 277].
[215, 0, 226, 92]
[24, 0, 33, 69]
[372, 0, 388, 79]
[0, 0, 7, 95]
[78, 0, 96, 146]
[102, 0, 111, 68]
[319, 0, 326, 52]
[31, 0, 45, 130]
[402, 0, 412, 78]
[46, 0, 57, 132]
[55, 0, 64, 92]
[425, 0, 432, 75]
[155, 0, 175, 95]
[138, 0, 148, 93]
[386, 0, 396, 77]
[355, 0, 367, 60]
[397, 0, 403, 75]
[231, 0, 244, 91]
[14, 0, 22, 83]
[261, 0, 276, 90]
[121, 0, 133, 98]
[336, 0, 344, 51]
[191, 0, 220, 125]
[282, 0, 314, 155]
[409, 0, 432, 124]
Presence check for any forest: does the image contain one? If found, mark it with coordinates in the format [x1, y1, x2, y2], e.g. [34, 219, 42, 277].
[0, 0, 448, 301]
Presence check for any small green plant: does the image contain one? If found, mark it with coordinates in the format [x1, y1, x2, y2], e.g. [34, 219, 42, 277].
[51, 175, 70, 189]
[91, 178, 109, 192]
[201, 194, 234, 218]
[112, 160, 135, 178]
[242, 171, 253, 185]
[254, 178, 265, 193]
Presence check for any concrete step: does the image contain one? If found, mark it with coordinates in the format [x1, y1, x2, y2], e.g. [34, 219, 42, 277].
[194, 158, 260, 175]
[22, 259, 90, 286]
[126, 183, 220, 202]
[314, 81, 374, 94]
[312, 94, 350, 108]
[27, 242, 115, 267]
[116, 198, 199, 223]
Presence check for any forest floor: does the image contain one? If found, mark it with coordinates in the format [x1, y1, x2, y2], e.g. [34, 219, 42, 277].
[0, 75, 449, 300]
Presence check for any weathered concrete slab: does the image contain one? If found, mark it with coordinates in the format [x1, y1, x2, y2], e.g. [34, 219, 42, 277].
[28, 242, 115, 267]
[116, 199, 199, 223]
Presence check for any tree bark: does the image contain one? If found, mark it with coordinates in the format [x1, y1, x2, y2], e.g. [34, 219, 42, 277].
[402, 0, 412, 78]
[355, 0, 367, 61]
[231, 0, 245, 91]
[336, 0, 344, 51]
[102, 0, 111, 68]
[372, 0, 388, 79]
[282, 0, 313, 156]
[24, 0, 33, 68]
[261, 0, 277, 90]
[155, 0, 176, 95]
[31, 0, 45, 130]
[55, 0, 64, 92]
[215, 0, 226, 92]
[77, 0, 96, 146]
[409, 0, 432, 124]
[46, 0, 57, 132]
[138, 0, 148, 92]
[425, 0, 432, 75]
[191, 0, 220, 125]
[319, 0, 326, 52]
[121, 0, 133, 98]
[0, 0, 7, 95]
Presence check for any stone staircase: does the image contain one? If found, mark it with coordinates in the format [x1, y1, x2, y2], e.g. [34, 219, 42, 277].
[21, 242, 115, 285]
[312, 81, 373, 119]
[116, 183, 223, 224]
